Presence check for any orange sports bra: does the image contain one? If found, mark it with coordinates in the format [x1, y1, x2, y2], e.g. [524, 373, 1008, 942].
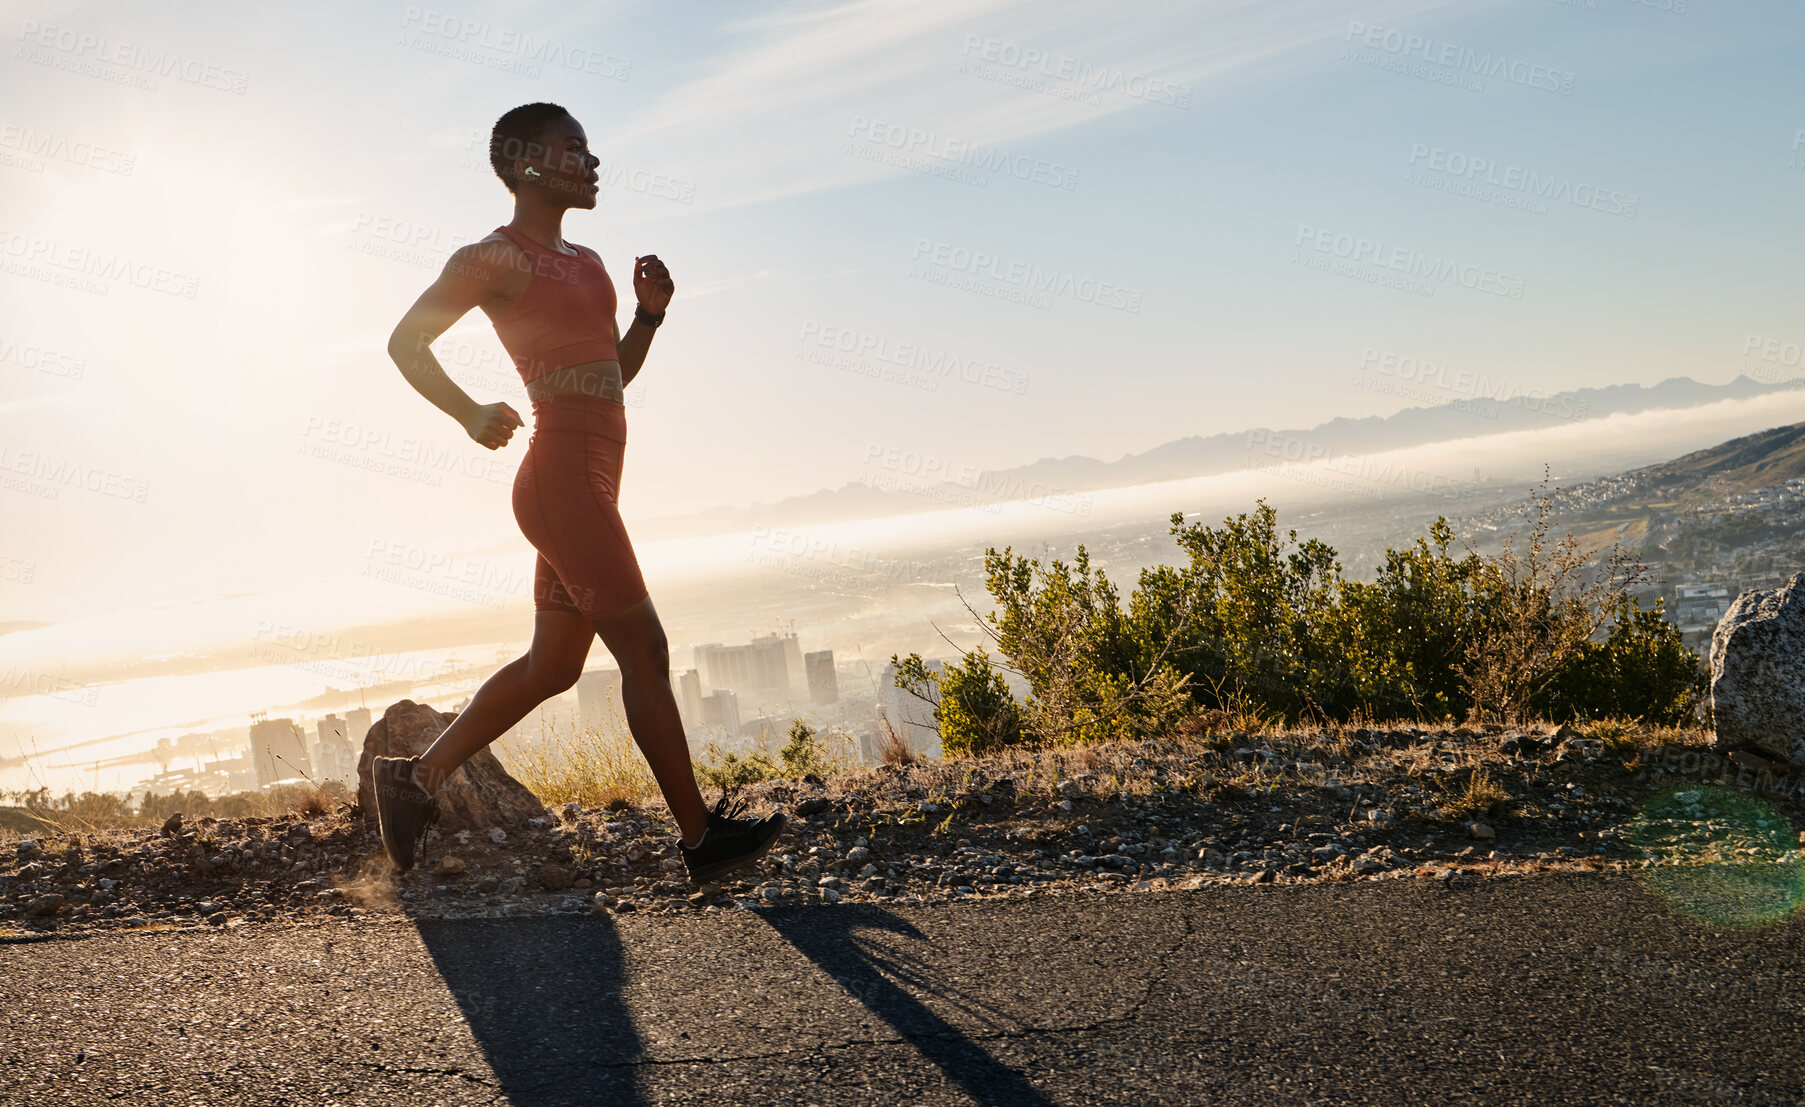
[481, 224, 619, 383]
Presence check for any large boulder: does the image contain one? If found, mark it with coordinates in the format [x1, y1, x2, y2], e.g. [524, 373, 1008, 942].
[355, 700, 547, 830]
[1710, 573, 1805, 767]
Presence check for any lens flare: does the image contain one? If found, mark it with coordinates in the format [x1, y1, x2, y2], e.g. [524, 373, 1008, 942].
[1629, 785, 1805, 928]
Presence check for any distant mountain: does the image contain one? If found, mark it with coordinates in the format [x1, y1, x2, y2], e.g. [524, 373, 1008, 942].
[1626, 421, 1805, 505]
[1450, 414, 1805, 553]
[633, 375, 1800, 541]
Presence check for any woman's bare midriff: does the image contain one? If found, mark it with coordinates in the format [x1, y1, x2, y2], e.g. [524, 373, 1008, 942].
[525, 359, 625, 404]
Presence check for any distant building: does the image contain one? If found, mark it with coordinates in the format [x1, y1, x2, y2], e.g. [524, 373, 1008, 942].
[742, 714, 781, 748]
[805, 649, 839, 705]
[312, 714, 357, 786]
[671, 668, 703, 728]
[206, 754, 258, 794]
[878, 658, 944, 758]
[137, 766, 231, 800]
[576, 668, 624, 731]
[699, 689, 741, 737]
[344, 706, 373, 748]
[499, 690, 580, 752]
[250, 716, 312, 789]
[694, 632, 806, 710]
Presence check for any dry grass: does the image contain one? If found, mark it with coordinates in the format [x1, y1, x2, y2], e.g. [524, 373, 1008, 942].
[290, 784, 341, 820]
[1575, 718, 1705, 753]
[495, 715, 659, 810]
[875, 714, 918, 766]
[1437, 768, 1511, 820]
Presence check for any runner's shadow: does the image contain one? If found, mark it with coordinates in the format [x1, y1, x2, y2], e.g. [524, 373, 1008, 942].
[760, 905, 1055, 1106]
[415, 916, 648, 1107]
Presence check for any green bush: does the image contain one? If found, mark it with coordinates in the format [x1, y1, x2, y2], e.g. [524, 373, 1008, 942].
[900, 488, 1707, 747]
[694, 718, 846, 789]
[893, 647, 1024, 757]
[1542, 596, 1707, 725]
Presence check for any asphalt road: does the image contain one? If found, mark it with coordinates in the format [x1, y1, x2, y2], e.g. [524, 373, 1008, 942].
[2, 872, 1801, 1106]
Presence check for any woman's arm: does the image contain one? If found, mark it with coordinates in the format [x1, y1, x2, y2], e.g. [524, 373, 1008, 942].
[387, 244, 523, 450]
[617, 252, 674, 389]
[616, 314, 653, 389]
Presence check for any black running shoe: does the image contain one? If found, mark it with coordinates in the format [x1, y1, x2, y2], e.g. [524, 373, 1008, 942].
[374, 755, 440, 871]
[679, 787, 787, 884]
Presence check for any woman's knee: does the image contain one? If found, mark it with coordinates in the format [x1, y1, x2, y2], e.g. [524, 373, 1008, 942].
[535, 657, 587, 695]
[618, 631, 670, 675]
[596, 603, 669, 673]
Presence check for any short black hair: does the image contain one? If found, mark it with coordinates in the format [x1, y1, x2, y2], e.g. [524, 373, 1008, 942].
[489, 102, 573, 193]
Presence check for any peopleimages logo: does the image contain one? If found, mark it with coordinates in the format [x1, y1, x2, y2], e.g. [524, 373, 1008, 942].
[1293, 224, 1527, 300]
[15, 21, 249, 94]
[797, 321, 1030, 395]
[908, 239, 1142, 312]
[1343, 21, 1576, 94]
[848, 115, 1080, 191]
[1407, 144, 1639, 218]
[1357, 349, 1588, 419]
[0, 124, 135, 175]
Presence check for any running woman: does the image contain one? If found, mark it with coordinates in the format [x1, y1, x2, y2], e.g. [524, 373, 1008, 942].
[376, 102, 784, 884]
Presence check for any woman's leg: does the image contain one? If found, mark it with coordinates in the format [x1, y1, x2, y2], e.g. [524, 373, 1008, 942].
[413, 608, 593, 794]
[591, 593, 710, 846]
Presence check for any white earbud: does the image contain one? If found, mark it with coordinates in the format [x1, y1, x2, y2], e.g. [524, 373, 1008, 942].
[523, 166, 542, 177]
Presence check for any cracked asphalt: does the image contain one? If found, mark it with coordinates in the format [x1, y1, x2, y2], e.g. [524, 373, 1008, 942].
[3, 871, 1801, 1106]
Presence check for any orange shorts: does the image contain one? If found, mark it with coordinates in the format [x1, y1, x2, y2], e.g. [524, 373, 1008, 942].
[511, 394, 650, 620]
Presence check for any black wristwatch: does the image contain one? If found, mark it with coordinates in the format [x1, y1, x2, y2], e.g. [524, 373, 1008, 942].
[634, 303, 666, 328]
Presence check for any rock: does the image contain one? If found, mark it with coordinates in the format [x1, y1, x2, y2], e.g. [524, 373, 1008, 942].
[355, 700, 546, 830]
[15, 838, 40, 860]
[1731, 749, 1789, 776]
[821, 887, 842, 903]
[795, 796, 832, 816]
[206, 911, 228, 926]
[845, 846, 870, 866]
[1057, 779, 1082, 798]
[1710, 573, 1805, 766]
[488, 827, 508, 845]
[561, 802, 582, 821]
[1468, 822, 1497, 840]
[434, 855, 466, 877]
[538, 865, 575, 891]
[23, 894, 64, 917]
[160, 813, 183, 837]
[496, 876, 524, 896]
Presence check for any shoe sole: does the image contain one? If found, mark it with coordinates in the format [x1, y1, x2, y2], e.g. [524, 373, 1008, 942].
[687, 813, 787, 884]
[373, 758, 421, 871]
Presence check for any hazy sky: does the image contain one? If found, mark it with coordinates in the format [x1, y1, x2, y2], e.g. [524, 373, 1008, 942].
[2, 0, 1801, 637]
